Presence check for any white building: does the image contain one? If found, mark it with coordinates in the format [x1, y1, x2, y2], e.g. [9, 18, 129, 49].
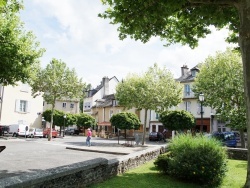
[0, 82, 44, 128]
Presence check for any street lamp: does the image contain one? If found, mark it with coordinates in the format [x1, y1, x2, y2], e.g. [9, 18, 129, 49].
[42, 117, 46, 128]
[199, 93, 205, 133]
[63, 114, 66, 137]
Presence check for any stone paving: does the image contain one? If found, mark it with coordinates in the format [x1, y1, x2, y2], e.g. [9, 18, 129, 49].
[0, 135, 167, 180]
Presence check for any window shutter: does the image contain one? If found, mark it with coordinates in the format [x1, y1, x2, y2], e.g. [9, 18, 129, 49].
[26, 101, 31, 113]
[15, 100, 20, 112]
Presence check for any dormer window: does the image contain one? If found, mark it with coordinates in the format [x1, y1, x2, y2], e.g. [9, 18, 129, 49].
[191, 70, 196, 77]
[191, 67, 199, 77]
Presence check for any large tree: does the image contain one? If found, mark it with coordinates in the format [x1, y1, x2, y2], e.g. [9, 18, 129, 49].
[99, 1, 250, 186]
[193, 49, 246, 147]
[29, 58, 85, 141]
[0, 0, 44, 85]
[115, 64, 182, 145]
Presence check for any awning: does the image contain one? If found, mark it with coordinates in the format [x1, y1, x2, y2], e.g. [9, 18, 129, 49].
[98, 121, 111, 126]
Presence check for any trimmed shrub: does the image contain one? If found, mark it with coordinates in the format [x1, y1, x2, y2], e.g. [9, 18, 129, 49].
[154, 134, 227, 187]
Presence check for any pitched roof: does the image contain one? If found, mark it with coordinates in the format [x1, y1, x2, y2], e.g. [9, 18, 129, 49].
[176, 65, 200, 83]
[93, 94, 117, 108]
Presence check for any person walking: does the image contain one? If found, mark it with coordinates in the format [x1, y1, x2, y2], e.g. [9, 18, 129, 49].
[86, 128, 92, 147]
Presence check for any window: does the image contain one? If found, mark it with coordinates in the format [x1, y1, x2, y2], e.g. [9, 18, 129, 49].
[184, 84, 191, 96]
[62, 102, 67, 108]
[70, 103, 74, 108]
[191, 70, 196, 77]
[184, 101, 191, 112]
[155, 113, 159, 119]
[110, 110, 113, 118]
[112, 100, 119, 106]
[15, 100, 29, 113]
[84, 102, 91, 109]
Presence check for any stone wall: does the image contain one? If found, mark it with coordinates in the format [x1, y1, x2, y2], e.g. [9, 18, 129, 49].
[227, 147, 247, 161]
[0, 146, 165, 188]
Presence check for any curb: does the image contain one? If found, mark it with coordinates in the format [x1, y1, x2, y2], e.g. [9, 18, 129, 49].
[66, 146, 129, 155]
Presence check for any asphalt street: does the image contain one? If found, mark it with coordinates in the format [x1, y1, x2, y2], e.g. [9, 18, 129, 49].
[0, 135, 166, 179]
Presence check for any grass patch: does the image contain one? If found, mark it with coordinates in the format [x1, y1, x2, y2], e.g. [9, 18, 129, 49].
[89, 159, 246, 188]
[221, 159, 247, 188]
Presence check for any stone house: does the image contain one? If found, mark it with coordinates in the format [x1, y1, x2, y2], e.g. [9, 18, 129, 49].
[149, 65, 230, 136]
[84, 76, 148, 137]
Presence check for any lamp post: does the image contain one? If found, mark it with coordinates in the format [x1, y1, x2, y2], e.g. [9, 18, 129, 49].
[42, 117, 46, 128]
[63, 114, 66, 137]
[199, 93, 205, 133]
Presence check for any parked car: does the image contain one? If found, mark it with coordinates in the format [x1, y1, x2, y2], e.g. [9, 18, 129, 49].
[8, 124, 29, 137]
[65, 128, 80, 135]
[43, 128, 58, 138]
[28, 128, 43, 138]
[149, 132, 163, 141]
[0, 125, 9, 136]
[211, 132, 237, 147]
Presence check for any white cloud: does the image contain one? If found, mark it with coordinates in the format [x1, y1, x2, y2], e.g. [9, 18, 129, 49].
[21, 0, 233, 88]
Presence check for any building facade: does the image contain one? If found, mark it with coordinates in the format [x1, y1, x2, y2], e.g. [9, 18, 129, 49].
[0, 82, 44, 128]
[84, 76, 148, 137]
[149, 65, 230, 136]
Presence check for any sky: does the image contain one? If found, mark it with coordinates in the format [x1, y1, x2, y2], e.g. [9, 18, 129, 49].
[20, 0, 234, 88]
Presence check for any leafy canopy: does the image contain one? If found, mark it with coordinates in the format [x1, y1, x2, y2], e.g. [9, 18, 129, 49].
[76, 113, 96, 128]
[29, 58, 85, 105]
[110, 112, 141, 130]
[0, 0, 44, 85]
[99, 1, 238, 48]
[193, 48, 246, 131]
[115, 63, 182, 112]
[159, 110, 195, 131]
[43, 109, 74, 127]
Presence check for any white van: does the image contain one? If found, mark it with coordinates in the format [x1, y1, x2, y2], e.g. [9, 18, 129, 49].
[8, 124, 29, 137]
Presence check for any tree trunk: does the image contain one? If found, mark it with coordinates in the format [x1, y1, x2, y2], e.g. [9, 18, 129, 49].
[142, 109, 148, 145]
[240, 129, 246, 148]
[237, 1, 250, 187]
[48, 104, 55, 141]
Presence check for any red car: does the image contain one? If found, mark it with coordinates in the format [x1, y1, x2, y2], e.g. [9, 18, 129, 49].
[43, 128, 58, 138]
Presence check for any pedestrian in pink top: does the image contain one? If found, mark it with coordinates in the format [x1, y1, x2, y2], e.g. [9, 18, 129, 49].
[86, 128, 92, 147]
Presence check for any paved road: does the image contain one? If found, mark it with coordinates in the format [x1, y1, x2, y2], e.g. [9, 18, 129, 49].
[0, 136, 166, 179]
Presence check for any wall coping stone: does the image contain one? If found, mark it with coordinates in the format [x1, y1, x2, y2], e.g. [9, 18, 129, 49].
[0, 158, 107, 188]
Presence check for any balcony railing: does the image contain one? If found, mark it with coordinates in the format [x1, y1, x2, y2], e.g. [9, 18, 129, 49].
[183, 92, 195, 98]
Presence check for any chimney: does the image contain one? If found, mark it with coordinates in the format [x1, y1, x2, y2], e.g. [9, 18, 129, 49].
[102, 76, 109, 96]
[181, 65, 189, 76]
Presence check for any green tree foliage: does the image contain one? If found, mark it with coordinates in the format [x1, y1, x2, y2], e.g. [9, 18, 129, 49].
[0, 0, 44, 85]
[115, 63, 182, 145]
[42, 109, 76, 128]
[159, 110, 195, 131]
[99, 2, 250, 185]
[29, 58, 85, 140]
[0, 0, 7, 8]
[110, 112, 141, 130]
[76, 113, 96, 129]
[99, 1, 238, 48]
[154, 134, 227, 187]
[193, 49, 246, 146]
